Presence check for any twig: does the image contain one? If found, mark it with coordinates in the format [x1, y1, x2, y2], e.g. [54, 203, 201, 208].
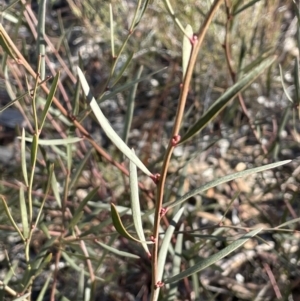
[263, 262, 282, 299]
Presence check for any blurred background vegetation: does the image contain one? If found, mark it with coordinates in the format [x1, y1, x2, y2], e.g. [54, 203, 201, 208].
[0, 0, 300, 300]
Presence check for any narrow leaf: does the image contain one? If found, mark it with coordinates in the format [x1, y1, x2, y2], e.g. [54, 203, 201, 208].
[179, 56, 276, 144]
[0, 195, 25, 241]
[69, 148, 93, 190]
[123, 66, 143, 144]
[19, 186, 29, 238]
[109, 4, 115, 58]
[73, 66, 165, 122]
[130, 154, 150, 255]
[37, 0, 46, 79]
[165, 227, 262, 284]
[21, 128, 28, 186]
[232, 0, 261, 16]
[3, 261, 18, 285]
[18, 136, 83, 146]
[133, 0, 150, 28]
[2, 0, 21, 13]
[77, 67, 153, 177]
[40, 72, 60, 129]
[279, 64, 293, 103]
[276, 217, 300, 229]
[36, 276, 51, 301]
[157, 207, 184, 282]
[111, 52, 134, 87]
[167, 160, 291, 209]
[111, 203, 153, 244]
[35, 253, 52, 276]
[36, 163, 54, 226]
[73, 74, 81, 116]
[98, 67, 166, 103]
[30, 134, 38, 166]
[162, 0, 188, 35]
[51, 171, 61, 208]
[95, 235, 117, 272]
[168, 223, 184, 300]
[69, 186, 99, 229]
[95, 240, 140, 259]
[0, 31, 17, 60]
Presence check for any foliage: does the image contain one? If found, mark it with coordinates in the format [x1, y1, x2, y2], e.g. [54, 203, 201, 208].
[0, 0, 298, 301]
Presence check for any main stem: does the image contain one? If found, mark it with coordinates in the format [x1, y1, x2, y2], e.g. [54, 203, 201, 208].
[150, 0, 223, 299]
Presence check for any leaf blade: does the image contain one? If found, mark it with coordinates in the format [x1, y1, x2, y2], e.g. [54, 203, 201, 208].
[179, 56, 276, 144]
[111, 203, 153, 244]
[164, 227, 262, 284]
[157, 207, 185, 282]
[77, 67, 153, 177]
[130, 155, 150, 255]
[167, 160, 291, 209]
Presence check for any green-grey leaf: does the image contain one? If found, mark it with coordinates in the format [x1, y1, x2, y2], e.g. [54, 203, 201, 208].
[51, 170, 61, 208]
[123, 66, 143, 145]
[232, 0, 261, 16]
[168, 223, 184, 300]
[69, 148, 93, 191]
[179, 56, 276, 144]
[3, 259, 18, 285]
[1, 195, 25, 241]
[95, 240, 140, 259]
[36, 276, 51, 301]
[69, 187, 99, 229]
[167, 160, 291, 209]
[162, 0, 187, 35]
[30, 134, 38, 166]
[37, 0, 46, 80]
[279, 65, 293, 103]
[111, 52, 134, 87]
[73, 74, 81, 116]
[111, 203, 153, 244]
[36, 164, 53, 226]
[98, 67, 166, 103]
[77, 67, 153, 177]
[130, 155, 150, 255]
[19, 186, 29, 238]
[109, 3, 115, 58]
[61, 252, 103, 281]
[157, 207, 184, 282]
[133, 0, 150, 28]
[18, 136, 83, 146]
[164, 227, 262, 284]
[40, 72, 60, 129]
[21, 128, 28, 186]
[277, 217, 300, 229]
[35, 253, 52, 277]
[66, 138, 72, 171]
[0, 30, 17, 60]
